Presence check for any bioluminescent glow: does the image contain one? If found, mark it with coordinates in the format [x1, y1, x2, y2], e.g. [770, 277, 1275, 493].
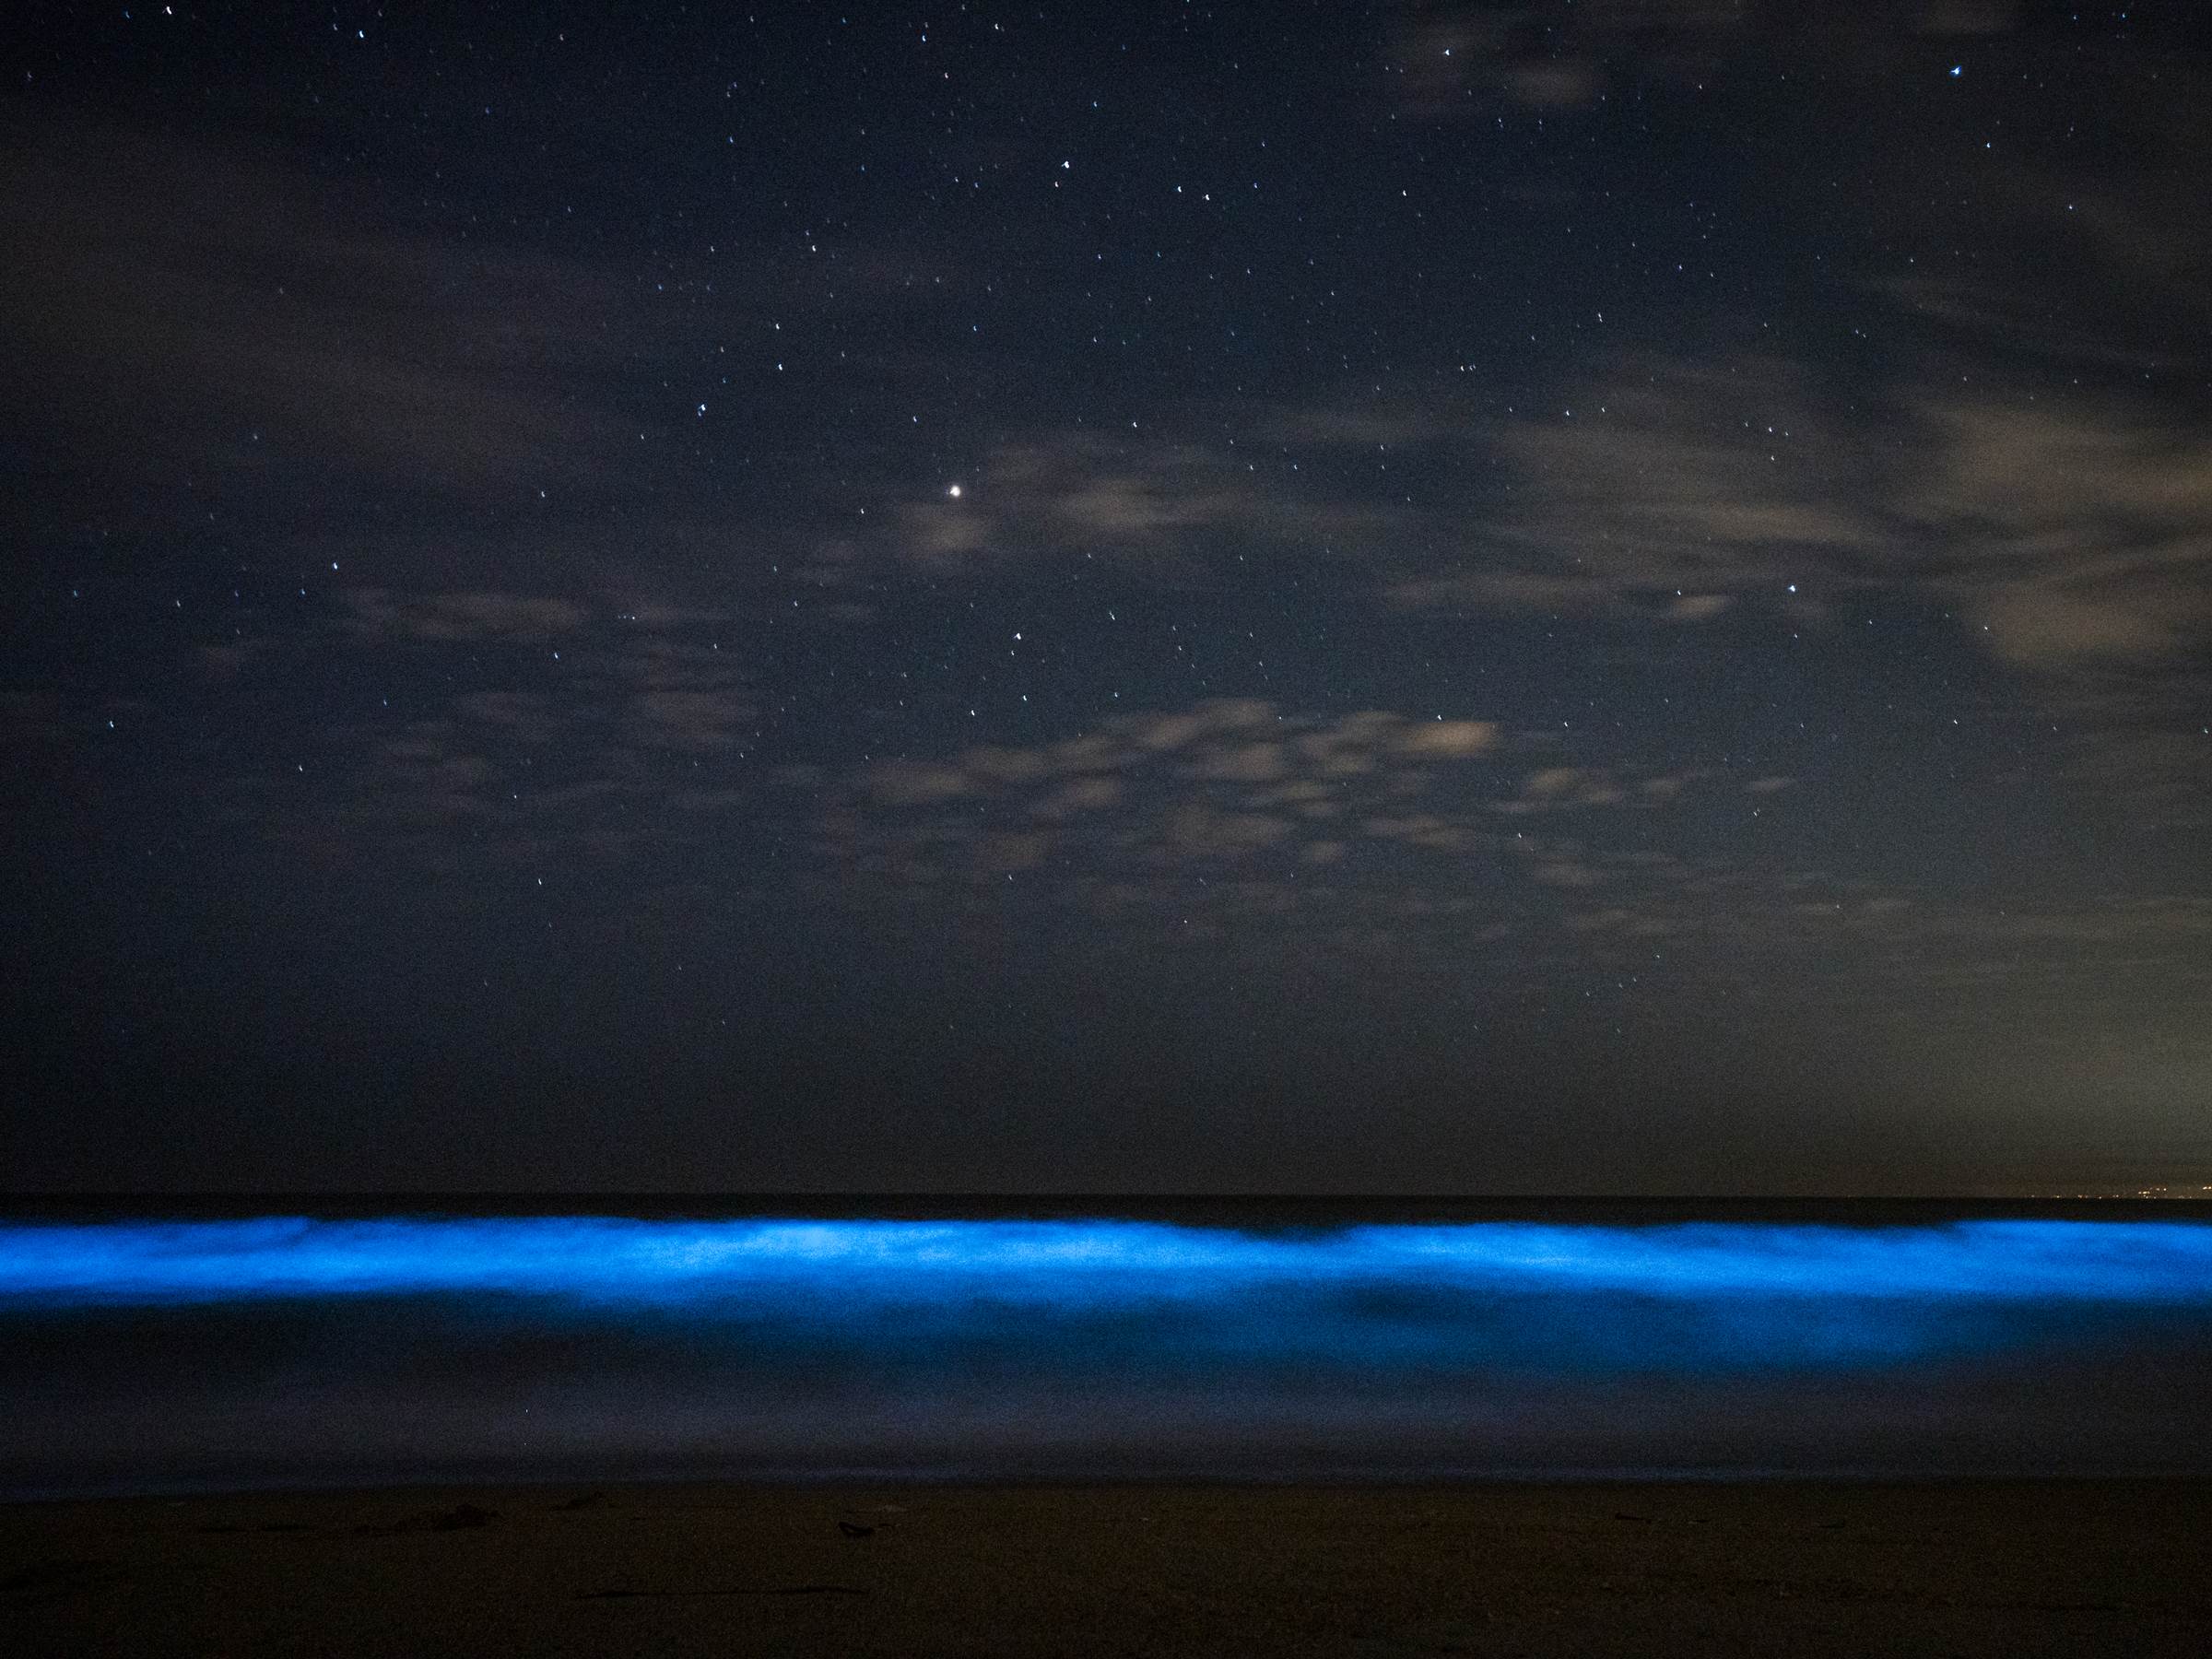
[5, 1217, 2211, 1374]
[6, 1215, 2212, 1491]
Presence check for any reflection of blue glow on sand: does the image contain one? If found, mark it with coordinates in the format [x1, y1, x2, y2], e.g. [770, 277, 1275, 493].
[5, 1218, 2211, 1374]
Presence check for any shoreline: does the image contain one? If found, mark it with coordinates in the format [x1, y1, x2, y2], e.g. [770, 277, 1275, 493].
[12, 1461, 2212, 1504]
[8, 1477, 2209, 1655]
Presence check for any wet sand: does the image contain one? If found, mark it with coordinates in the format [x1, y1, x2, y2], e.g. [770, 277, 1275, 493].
[5, 1479, 2208, 1656]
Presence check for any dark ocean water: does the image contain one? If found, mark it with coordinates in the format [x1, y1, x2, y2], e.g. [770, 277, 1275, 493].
[5, 1199, 2211, 1497]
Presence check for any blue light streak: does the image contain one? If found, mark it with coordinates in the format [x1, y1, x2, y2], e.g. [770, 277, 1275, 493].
[5, 1217, 2209, 1376]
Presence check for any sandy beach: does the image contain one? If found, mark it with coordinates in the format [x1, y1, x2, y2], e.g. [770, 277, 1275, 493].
[5, 1478, 2207, 1656]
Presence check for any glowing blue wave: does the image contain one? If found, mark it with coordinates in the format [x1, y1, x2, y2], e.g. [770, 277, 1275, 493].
[6, 1216, 2212, 1304]
[5, 1217, 2210, 1376]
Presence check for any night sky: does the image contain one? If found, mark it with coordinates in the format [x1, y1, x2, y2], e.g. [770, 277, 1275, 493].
[4, 2, 2207, 1194]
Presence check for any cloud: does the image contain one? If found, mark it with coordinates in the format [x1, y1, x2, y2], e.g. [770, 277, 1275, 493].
[1164, 801, 1294, 858]
[891, 433, 1261, 571]
[1257, 402, 1454, 450]
[343, 590, 593, 643]
[1378, 347, 2212, 688]
[1379, 0, 1747, 116]
[453, 691, 563, 744]
[808, 700, 1783, 951]
[1501, 768, 1629, 814]
[1665, 594, 1735, 623]
[1495, 355, 1889, 582]
[830, 700, 1515, 907]
[1187, 741, 1293, 783]
[1531, 859, 1608, 889]
[0, 114, 640, 519]
[630, 690, 757, 753]
[1903, 402, 2212, 669]
[188, 591, 767, 885]
[2056, 728, 2212, 830]
[1030, 777, 1124, 819]
[887, 427, 1395, 574]
[865, 761, 977, 806]
[1397, 720, 1502, 759]
[1971, 589, 2184, 666]
[0, 109, 967, 607]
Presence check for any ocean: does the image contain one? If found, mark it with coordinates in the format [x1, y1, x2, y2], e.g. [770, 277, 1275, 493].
[5, 1198, 2211, 1497]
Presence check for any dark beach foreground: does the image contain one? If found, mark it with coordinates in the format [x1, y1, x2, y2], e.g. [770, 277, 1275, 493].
[5, 1479, 2207, 1657]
